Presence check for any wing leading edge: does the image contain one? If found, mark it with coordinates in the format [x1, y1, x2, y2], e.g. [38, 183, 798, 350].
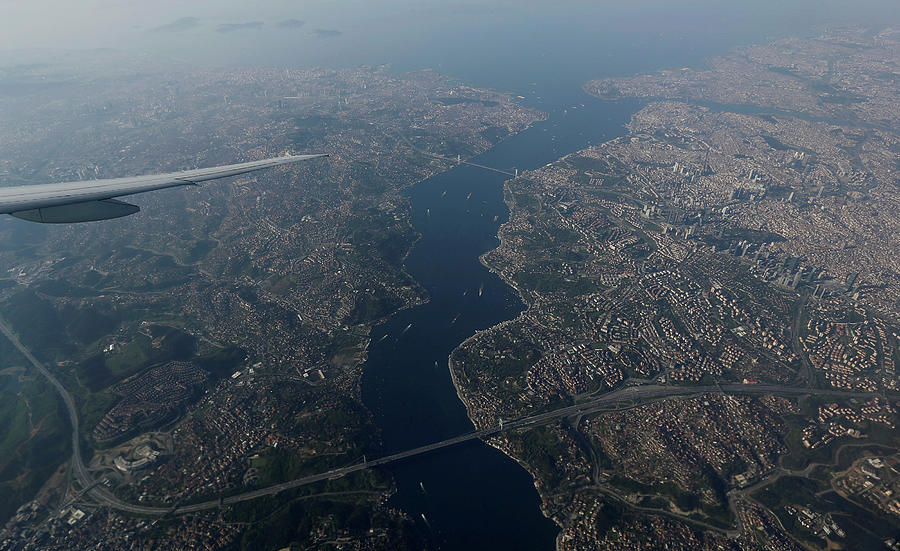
[0, 154, 327, 223]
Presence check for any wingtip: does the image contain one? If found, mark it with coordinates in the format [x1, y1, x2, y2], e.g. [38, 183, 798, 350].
[284, 153, 329, 160]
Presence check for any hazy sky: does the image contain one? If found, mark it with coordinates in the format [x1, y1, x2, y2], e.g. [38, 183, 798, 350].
[1, 0, 488, 51]
[0, 0, 434, 51]
[1, 0, 898, 94]
[3, 0, 898, 52]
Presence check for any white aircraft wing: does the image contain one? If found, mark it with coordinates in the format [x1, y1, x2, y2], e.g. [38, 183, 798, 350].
[0, 153, 327, 223]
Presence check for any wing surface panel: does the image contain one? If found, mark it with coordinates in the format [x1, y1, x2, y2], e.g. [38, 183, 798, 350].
[10, 199, 140, 223]
[0, 154, 326, 219]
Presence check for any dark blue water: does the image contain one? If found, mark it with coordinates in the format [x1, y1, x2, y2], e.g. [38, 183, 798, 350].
[115, 2, 899, 547]
[262, 3, 895, 547]
[360, 98, 644, 548]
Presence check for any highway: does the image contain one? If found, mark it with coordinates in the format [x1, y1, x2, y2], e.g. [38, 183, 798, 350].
[0, 317, 138, 513]
[380, 128, 518, 177]
[164, 382, 884, 514]
[0, 314, 888, 517]
[791, 291, 814, 386]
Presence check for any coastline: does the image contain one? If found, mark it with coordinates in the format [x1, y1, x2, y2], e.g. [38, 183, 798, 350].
[358, 108, 550, 520]
[444, 166, 565, 541]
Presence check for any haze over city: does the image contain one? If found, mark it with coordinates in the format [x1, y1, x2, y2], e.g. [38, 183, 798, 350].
[1, 1, 899, 550]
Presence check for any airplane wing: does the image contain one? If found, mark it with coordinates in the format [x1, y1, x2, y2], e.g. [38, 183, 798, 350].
[0, 154, 327, 223]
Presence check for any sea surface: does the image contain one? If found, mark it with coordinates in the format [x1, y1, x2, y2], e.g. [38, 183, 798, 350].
[359, 97, 645, 548]
[209, 3, 893, 548]
[43, 1, 900, 547]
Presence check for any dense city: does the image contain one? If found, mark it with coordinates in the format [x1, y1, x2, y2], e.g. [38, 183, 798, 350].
[0, 58, 542, 549]
[0, 20, 898, 551]
[452, 27, 900, 550]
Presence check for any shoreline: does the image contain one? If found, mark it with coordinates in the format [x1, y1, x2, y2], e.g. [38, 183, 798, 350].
[358, 109, 549, 525]
[443, 165, 566, 545]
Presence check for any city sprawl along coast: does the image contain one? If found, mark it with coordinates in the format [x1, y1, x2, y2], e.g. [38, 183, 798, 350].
[451, 27, 900, 550]
[1, 24, 899, 551]
[0, 58, 542, 549]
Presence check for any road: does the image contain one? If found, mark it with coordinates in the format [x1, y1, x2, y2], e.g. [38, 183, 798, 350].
[0, 315, 889, 517]
[0, 316, 139, 513]
[379, 125, 517, 177]
[166, 383, 885, 515]
[791, 291, 813, 386]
